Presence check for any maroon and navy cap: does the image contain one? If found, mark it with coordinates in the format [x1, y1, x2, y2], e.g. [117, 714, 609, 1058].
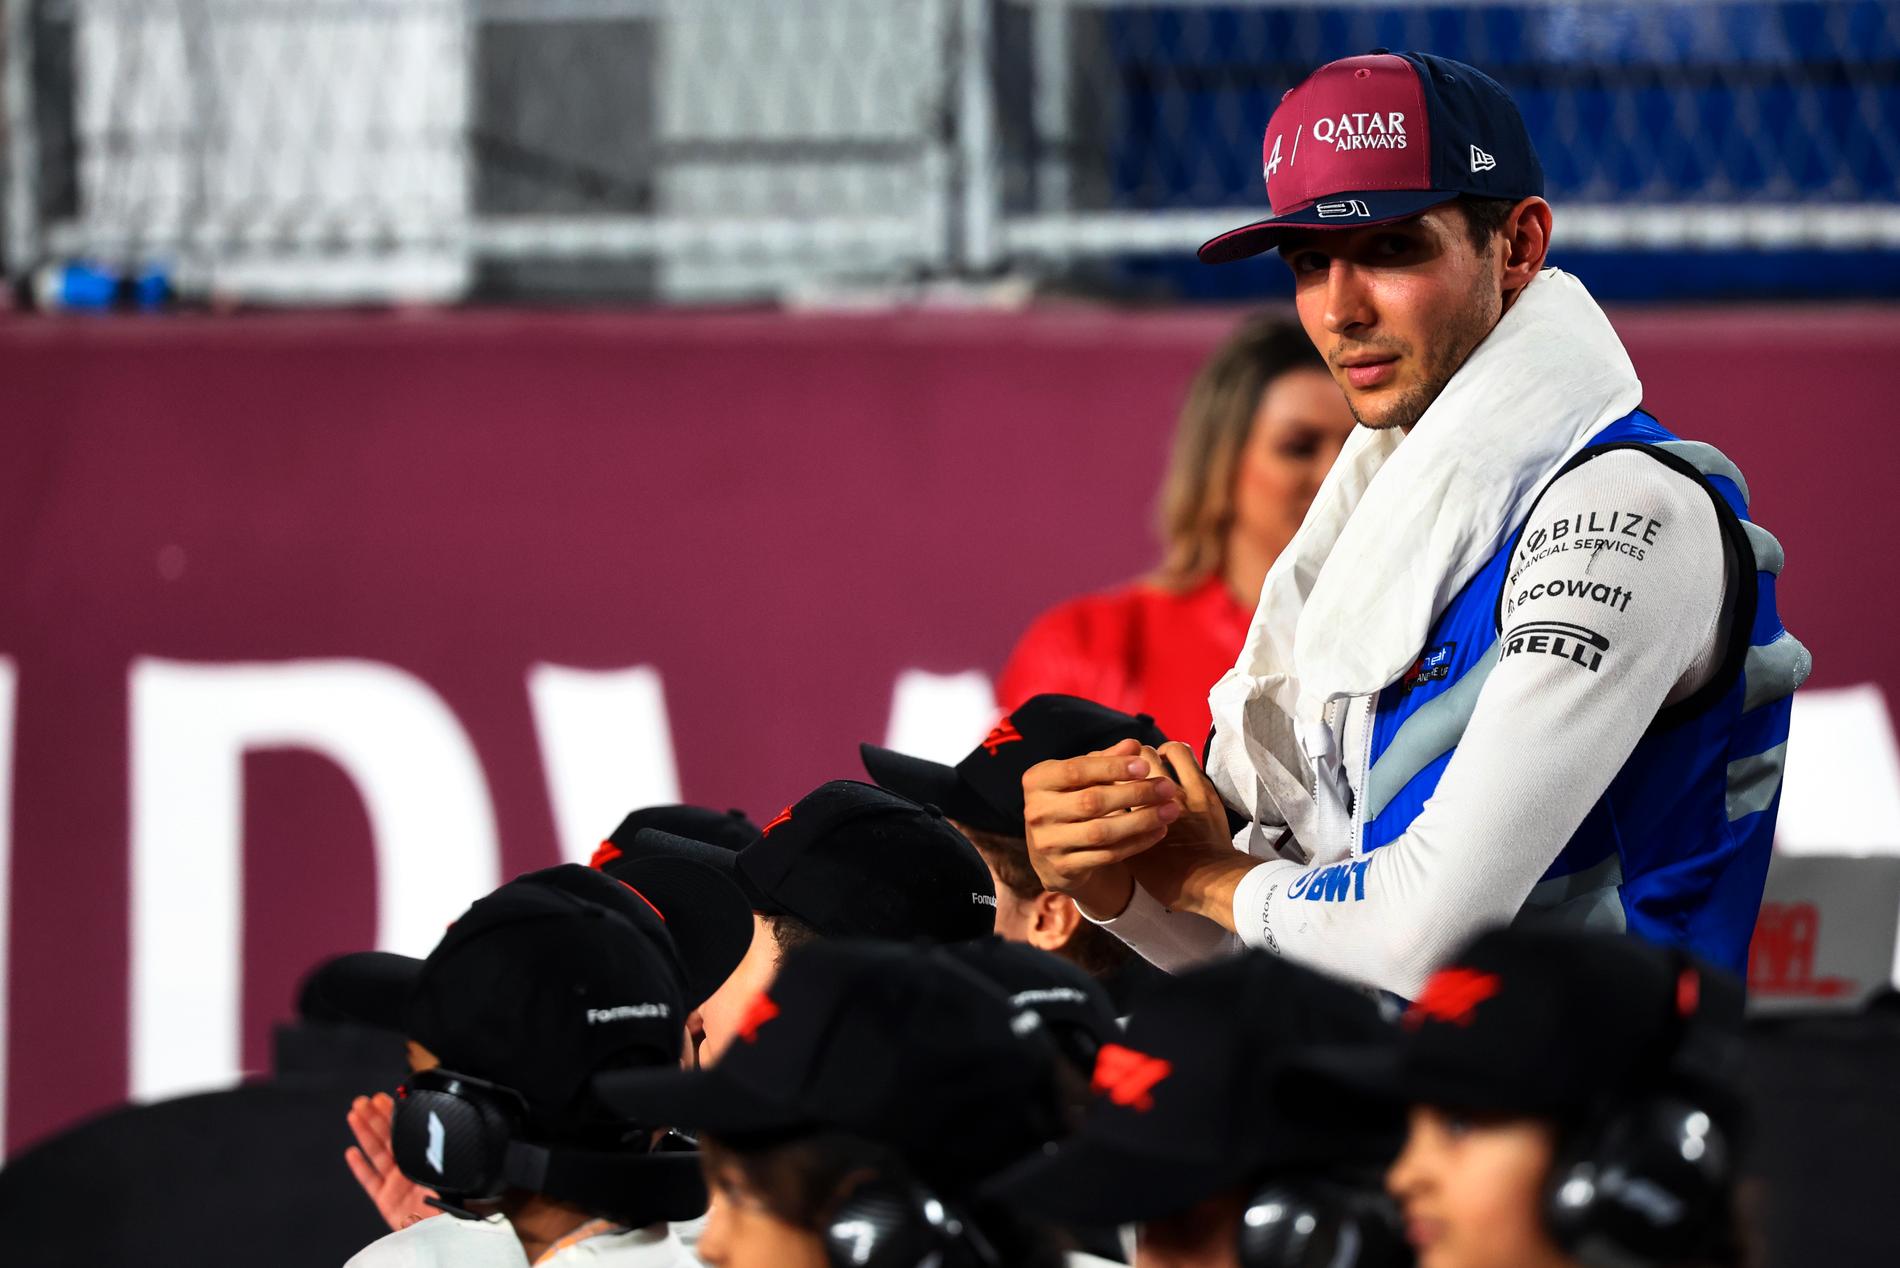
[1199, 50, 1544, 264]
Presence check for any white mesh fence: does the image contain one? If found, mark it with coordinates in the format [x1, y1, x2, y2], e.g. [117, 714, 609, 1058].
[5, 0, 1896, 303]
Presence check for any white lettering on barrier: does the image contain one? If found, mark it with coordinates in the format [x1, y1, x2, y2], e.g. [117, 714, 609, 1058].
[882, 668, 996, 765]
[1779, 686, 1900, 857]
[19, 660, 1013, 1117]
[128, 659, 500, 1104]
[528, 664, 681, 866]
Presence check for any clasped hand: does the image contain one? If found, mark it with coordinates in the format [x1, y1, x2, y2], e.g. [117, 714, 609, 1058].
[1022, 737, 1254, 930]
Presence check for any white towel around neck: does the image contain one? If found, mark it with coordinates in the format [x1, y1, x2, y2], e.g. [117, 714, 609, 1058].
[1206, 268, 1643, 854]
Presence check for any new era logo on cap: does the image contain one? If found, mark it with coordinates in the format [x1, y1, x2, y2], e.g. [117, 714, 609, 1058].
[1470, 143, 1496, 172]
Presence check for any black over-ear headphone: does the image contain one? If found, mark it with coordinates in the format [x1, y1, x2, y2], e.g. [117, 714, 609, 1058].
[1541, 955, 1740, 1268]
[1236, 1174, 1413, 1268]
[391, 1067, 707, 1223]
[821, 1172, 1001, 1268]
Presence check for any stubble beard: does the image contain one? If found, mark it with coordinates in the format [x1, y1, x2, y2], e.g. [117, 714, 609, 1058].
[1346, 280, 1502, 432]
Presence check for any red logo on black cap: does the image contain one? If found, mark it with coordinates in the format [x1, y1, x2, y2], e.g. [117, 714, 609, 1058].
[1676, 967, 1700, 1017]
[980, 719, 1023, 756]
[760, 805, 794, 836]
[1091, 1042, 1172, 1112]
[1404, 967, 1500, 1030]
[736, 992, 780, 1043]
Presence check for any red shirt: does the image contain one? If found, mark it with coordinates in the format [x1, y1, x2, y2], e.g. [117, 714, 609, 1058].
[996, 575, 1253, 748]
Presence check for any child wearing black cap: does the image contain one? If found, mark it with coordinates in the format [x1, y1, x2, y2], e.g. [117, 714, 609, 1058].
[622, 780, 998, 1062]
[1307, 928, 1751, 1268]
[317, 862, 753, 1267]
[596, 941, 1076, 1268]
[998, 950, 1406, 1268]
[861, 694, 1171, 997]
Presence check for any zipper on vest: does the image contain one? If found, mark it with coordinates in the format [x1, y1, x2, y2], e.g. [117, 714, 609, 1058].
[1311, 699, 1360, 858]
[1350, 691, 1375, 857]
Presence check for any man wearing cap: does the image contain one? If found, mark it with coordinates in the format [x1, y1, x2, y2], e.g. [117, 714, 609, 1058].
[997, 951, 1404, 1268]
[323, 862, 752, 1266]
[1305, 927, 1749, 1268]
[622, 779, 997, 1061]
[1025, 51, 1807, 997]
[862, 694, 1167, 998]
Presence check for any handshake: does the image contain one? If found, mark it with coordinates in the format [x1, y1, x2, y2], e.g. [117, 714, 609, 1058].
[1022, 737, 1255, 933]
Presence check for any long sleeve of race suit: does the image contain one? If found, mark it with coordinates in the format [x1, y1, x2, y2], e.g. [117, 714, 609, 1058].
[1096, 450, 1730, 993]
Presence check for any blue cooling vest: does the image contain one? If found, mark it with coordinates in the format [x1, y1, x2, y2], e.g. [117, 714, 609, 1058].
[1354, 410, 1809, 975]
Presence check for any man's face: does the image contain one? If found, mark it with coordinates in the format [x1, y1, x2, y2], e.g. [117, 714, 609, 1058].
[694, 913, 782, 1066]
[1279, 208, 1503, 432]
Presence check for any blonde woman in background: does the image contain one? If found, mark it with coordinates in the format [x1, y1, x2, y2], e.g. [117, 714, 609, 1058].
[998, 315, 1356, 745]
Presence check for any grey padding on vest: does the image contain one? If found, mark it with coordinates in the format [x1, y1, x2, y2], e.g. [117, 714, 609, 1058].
[1744, 632, 1814, 713]
[1361, 640, 1502, 825]
[1727, 742, 1790, 823]
[1656, 439, 1751, 507]
[1742, 521, 1785, 577]
[1523, 853, 1625, 909]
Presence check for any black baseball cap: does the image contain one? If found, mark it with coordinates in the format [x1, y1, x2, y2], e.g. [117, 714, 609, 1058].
[630, 780, 997, 943]
[1297, 928, 1745, 1120]
[860, 694, 1169, 837]
[591, 804, 759, 868]
[1199, 51, 1544, 263]
[994, 950, 1399, 1226]
[406, 866, 689, 1135]
[596, 940, 1066, 1190]
[588, 854, 754, 1007]
[944, 937, 1119, 1072]
[307, 855, 748, 1030]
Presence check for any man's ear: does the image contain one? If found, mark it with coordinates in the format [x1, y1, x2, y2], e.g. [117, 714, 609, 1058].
[1499, 196, 1553, 307]
[1026, 888, 1083, 953]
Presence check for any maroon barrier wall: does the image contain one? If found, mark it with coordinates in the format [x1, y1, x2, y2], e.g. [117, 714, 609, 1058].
[2, 304, 1896, 1154]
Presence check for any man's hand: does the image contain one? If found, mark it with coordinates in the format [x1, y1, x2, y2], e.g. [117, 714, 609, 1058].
[1023, 738, 1183, 921]
[345, 1092, 441, 1231]
[1128, 741, 1257, 931]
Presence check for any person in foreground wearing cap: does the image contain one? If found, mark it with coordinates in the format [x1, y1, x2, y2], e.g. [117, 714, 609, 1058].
[1306, 927, 1749, 1268]
[325, 861, 752, 1266]
[998, 950, 1407, 1268]
[946, 937, 1129, 1264]
[624, 779, 997, 1062]
[335, 814, 757, 1238]
[597, 940, 1075, 1268]
[1024, 50, 1806, 997]
[862, 694, 1167, 1001]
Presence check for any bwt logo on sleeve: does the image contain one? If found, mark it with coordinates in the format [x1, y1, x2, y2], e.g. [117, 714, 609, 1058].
[1286, 859, 1371, 903]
